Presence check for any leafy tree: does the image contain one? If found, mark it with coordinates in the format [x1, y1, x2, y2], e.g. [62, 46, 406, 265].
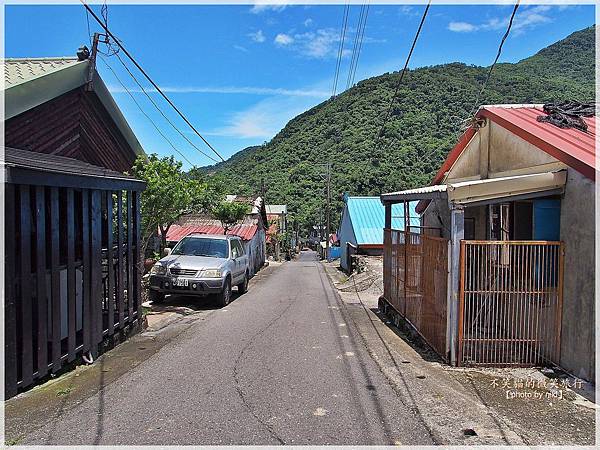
[131, 153, 218, 255]
[211, 201, 250, 234]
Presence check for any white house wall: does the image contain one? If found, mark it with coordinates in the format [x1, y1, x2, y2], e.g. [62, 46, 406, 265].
[339, 205, 357, 271]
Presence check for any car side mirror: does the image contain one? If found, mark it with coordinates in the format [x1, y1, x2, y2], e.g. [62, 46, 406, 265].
[163, 247, 172, 257]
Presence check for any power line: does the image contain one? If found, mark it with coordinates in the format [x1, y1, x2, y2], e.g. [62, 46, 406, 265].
[463, 1, 520, 127]
[350, 5, 369, 87]
[346, 4, 369, 90]
[112, 51, 220, 164]
[416, 2, 520, 171]
[81, 1, 225, 162]
[332, 3, 349, 97]
[374, 0, 431, 148]
[98, 55, 196, 167]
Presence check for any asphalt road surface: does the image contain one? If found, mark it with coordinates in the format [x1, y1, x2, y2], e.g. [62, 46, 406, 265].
[22, 250, 435, 445]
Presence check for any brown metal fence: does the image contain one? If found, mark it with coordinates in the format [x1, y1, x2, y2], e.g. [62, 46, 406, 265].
[383, 229, 449, 358]
[458, 241, 564, 367]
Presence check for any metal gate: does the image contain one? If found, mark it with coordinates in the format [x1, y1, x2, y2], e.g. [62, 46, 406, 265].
[383, 229, 449, 358]
[458, 241, 564, 366]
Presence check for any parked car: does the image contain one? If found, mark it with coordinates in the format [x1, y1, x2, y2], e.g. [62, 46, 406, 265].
[147, 234, 249, 307]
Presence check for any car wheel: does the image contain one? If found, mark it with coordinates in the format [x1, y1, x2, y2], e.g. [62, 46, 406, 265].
[238, 272, 249, 295]
[217, 277, 231, 307]
[149, 289, 165, 304]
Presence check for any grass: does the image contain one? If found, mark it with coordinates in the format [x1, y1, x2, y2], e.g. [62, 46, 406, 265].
[56, 387, 73, 397]
[6, 436, 23, 446]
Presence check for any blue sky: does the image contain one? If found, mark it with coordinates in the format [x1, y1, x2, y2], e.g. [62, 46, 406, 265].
[5, 3, 595, 168]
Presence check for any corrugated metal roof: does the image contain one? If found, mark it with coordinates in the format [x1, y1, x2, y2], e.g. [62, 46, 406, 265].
[480, 105, 595, 180]
[345, 197, 420, 245]
[413, 104, 596, 213]
[4, 57, 84, 87]
[166, 223, 258, 242]
[382, 184, 447, 199]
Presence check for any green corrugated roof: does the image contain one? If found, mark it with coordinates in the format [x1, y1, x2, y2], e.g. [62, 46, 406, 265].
[346, 196, 419, 245]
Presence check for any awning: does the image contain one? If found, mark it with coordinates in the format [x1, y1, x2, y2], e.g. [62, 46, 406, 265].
[381, 170, 567, 208]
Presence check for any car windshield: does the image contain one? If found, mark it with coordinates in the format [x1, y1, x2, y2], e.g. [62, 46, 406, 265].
[171, 237, 229, 258]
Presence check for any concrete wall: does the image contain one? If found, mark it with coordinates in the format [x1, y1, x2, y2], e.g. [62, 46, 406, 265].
[558, 168, 595, 380]
[339, 205, 357, 271]
[422, 198, 451, 239]
[464, 205, 487, 240]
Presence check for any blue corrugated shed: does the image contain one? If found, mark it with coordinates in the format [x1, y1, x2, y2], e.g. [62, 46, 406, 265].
[345, 196, 420, 245]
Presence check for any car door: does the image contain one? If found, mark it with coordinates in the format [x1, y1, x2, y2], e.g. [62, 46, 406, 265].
[236, 239, 249, 277]
[230, 239, 244, 283]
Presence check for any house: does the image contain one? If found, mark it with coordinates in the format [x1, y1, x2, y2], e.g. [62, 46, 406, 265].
[379, 104, 594, 381]
[338, 195, 419, 272]
[266, 204, 288, 233]
[265, 204, 288, 259]
[3, 51, 146, 398]
[166, 196, 267, 277]
[5, 55, 144, 172]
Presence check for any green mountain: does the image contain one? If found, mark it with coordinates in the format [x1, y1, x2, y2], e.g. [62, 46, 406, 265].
[206, 26, 595, 232]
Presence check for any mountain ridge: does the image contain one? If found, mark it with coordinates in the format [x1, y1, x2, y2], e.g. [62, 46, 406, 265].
[205, 26, 595, 230]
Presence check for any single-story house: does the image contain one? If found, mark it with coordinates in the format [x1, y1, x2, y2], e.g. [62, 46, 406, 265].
[3, 51, 146, 398]
[167, 197, 267, 277]
[265, 204, 288, 259]
[338, 195, 419, 272]
[380, 104, 594, 380]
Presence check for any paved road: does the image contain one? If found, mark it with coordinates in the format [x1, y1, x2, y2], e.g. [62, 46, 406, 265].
[22, 251, 435, 445]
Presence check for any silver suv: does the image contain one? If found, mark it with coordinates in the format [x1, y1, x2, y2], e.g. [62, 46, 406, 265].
[148, 234, 249, 307]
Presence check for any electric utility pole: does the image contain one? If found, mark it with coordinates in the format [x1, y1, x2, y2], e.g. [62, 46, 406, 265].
[318, 162, 332, 262]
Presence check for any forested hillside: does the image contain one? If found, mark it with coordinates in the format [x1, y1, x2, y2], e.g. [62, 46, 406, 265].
[205, 26, 595, 231]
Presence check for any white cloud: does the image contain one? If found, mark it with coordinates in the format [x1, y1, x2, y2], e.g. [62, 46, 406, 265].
[448, 21, 478, 33]
[274, 33, 294, 46]
[248, 29, 266, 43]
[274, 27, 384, 60]
[447, 5, 555, 35]
[304, 18, 313, 27]
[233, 45, 248, 53]
[108, 84, 329, 98]
[216, 94, 324, 139]
[250, 2, 287, 14]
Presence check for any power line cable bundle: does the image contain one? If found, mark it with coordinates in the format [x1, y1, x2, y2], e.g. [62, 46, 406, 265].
[331, 3, 349, 97]
[346, 2, 370, 90]
[81, 0, 225, 163]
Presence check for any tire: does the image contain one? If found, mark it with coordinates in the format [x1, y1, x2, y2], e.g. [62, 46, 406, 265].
[149, 289, 165, 304]
[237, 272, 249, 295]
[216, 277, 232, 307]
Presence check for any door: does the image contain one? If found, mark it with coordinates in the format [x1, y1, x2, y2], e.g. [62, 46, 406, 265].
[230, 239, 246, 283]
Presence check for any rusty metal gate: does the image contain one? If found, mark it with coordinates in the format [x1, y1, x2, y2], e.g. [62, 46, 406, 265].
[458, 241, 564, 367]
[383, 229, 449, 358]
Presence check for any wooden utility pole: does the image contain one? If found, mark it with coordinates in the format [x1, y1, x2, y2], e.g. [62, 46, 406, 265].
[325, 162, 331, 262]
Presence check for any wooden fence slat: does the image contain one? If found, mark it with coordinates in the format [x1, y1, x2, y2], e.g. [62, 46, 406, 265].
[35, 186, 48, 377]
[134, 191, 142, 316]
[127, 192, 133, 321]
[90, 190, 102, 356]
[5, 184, 18, 397]
[50, 187, 61, 373]
[117, 191, 124, 328]
[20, 185, 34, 386]
[66, 188, 76, 361]
[82, 189, 91, 353]
[107, 192, 115, 335]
